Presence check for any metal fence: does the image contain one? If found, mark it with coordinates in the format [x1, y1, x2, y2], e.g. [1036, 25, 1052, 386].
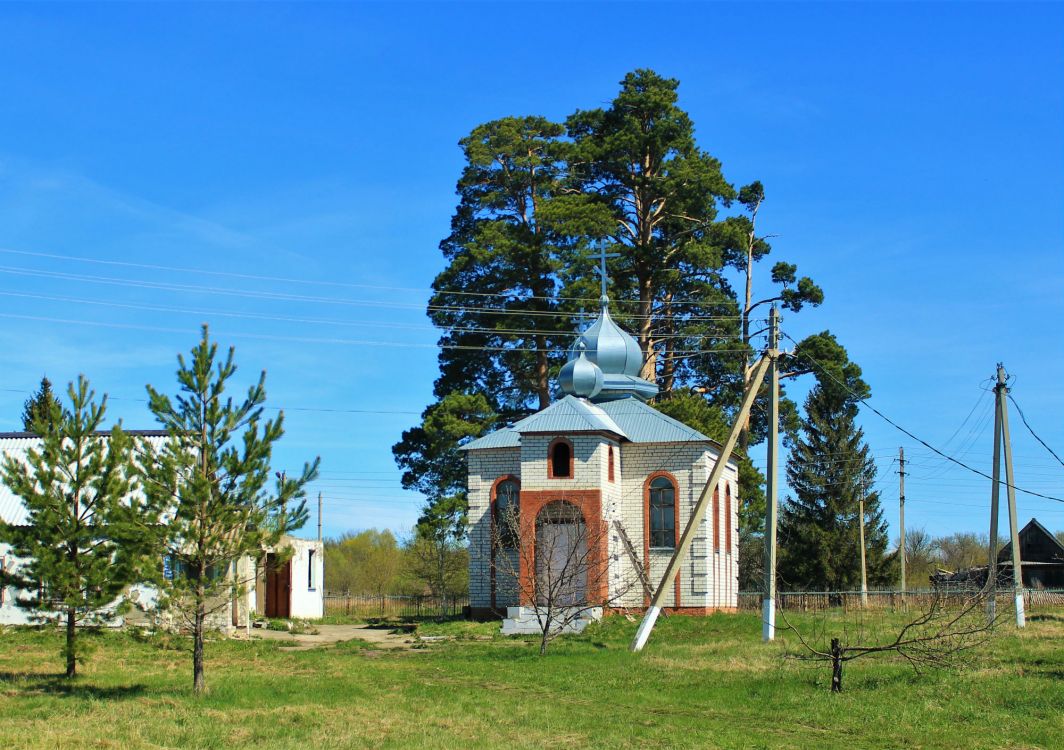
[324, 593, 468, 619]
[736, 589, 1064, 613]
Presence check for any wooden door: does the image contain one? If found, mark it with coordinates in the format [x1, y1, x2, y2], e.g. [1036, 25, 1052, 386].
[264, 554, 291, 619]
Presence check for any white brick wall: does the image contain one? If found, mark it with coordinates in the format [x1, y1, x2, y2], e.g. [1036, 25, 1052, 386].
[466, 433, 740, 611]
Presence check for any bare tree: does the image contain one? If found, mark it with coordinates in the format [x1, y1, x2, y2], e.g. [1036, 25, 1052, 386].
[490, 501, 631, 655]
[777, 589, 999, 692]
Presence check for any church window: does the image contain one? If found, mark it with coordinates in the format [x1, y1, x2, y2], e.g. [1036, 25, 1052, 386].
[608, 446, 615, 482]
[494, 479, 520, 547]
[648, 476, 676, 549]
[725, 484, 733, 554]
[712, 488, 720, 552]
[548, 438, 573, 479]
[308, 550, 316, 590]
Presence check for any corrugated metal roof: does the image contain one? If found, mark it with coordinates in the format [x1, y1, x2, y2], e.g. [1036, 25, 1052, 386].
[511, 395, 627, 438]
[460, 396, 737, 458]
[599, 399, 713, 444]
[0, 433, 169, 525]
[459, 428, 521, 451]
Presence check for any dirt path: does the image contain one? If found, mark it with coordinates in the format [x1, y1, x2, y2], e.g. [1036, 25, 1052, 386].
[251, 624, 416, 651]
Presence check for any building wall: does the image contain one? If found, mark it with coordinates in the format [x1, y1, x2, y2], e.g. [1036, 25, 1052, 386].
[612, 442, 738, 610]
[466, 434, 740, 615]
[285, 537, 325, 619]
[467, 448, 520, 610]
[0, 543, 33, 625]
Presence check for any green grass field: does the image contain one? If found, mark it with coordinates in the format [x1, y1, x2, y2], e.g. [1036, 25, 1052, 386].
[1, 612, 1061, 749]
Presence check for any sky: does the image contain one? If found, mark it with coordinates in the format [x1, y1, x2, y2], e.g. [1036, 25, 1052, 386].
[0, 2, 1061, 543]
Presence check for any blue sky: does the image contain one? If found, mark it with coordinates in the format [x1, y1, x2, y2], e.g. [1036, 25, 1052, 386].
[0, 2, 1061, 542]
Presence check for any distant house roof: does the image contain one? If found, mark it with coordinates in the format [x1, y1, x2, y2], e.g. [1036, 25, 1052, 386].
[0, 431, 169, 526]
[998, 518, 1064, 564]
[460, 395, 730, 462]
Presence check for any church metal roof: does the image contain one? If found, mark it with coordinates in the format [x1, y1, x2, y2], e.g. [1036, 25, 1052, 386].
[598, 399, 714, 445]
[458, 427, 520, 451]
[511, 395, 627, 437]
[460, 396, 734, 460]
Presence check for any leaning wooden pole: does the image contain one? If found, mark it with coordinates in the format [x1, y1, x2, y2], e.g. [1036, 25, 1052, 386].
[631, 354, 772, 652]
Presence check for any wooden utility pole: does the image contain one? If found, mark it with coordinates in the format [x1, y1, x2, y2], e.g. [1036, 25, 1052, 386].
[631, 355, 772, 652]
[762, 306, 780, 641]
[859, 480, 868, 608]
[987, 376, 1002, 623]
[995, 365, 1025, 627]
[898, 447, 906, 598]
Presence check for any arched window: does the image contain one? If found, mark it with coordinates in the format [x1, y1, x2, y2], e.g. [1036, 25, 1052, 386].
[725, 484, 733, 554]
[548, 438, 572, 479]
[648, 476, 676, 549]
[608, 446, 615, 482]
[712, 487, 720, 552]
[494, 479, 520, 547]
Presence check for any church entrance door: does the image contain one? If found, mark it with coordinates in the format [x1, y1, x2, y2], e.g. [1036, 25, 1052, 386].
[535, 502, 587, 606]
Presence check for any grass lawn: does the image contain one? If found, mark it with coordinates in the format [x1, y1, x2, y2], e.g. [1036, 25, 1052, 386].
[1, 611, 1061, 749]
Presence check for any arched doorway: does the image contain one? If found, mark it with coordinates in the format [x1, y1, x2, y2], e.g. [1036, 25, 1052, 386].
[535, 501, 587, 606]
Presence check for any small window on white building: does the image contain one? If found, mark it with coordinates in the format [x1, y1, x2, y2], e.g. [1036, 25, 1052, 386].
[308, 549, 316, 591]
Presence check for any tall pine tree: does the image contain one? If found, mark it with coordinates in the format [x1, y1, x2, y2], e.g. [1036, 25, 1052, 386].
[778, 337, 892, 591]
[0, 377, 157, 677]
[396, 69, 833, 550]
[21, 376, 64, 432]
[142, 327, 319, 693]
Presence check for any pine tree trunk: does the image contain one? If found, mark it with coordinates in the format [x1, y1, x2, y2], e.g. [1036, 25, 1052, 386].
[65, 607, 77, 678]
[660, 293, 675, 397]
[638, 275, 656, 382]
[739, 242, 755, 452]
[534, 336, 550, 409]
[193, 596, 206, 693]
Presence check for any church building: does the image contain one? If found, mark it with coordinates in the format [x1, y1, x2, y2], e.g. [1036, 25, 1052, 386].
[462, 293, 740, 627]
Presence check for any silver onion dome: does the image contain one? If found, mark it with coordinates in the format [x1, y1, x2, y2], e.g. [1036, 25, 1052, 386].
[574, 296, 643, 377]
[559, 343, 604, 399]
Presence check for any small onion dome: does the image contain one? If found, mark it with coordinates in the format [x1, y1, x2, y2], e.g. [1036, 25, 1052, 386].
[574, 295, 643, 377]
[559, 343, 603, 399]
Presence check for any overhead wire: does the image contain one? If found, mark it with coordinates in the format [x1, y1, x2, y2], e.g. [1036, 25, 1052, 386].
[1007, 393, 1064, 470]
[0, 246, 746, 308]
[781, 331, 1064, 504]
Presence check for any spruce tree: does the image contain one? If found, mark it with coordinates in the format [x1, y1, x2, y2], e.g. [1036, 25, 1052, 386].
[21, 376, 64, 432]
[142, 326, 319, 693]
[778, 345, 892, 591]
[0, 376, 155, 677]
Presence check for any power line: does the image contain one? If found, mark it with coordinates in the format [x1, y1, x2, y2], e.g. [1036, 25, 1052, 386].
[0, 264, 744, 322]
[0, 311, 754, 355]
[0, 288, 746, 342]
[0, 246, 746, 309]
[1008, 393, 1064, 470]
[782, 332, 1064, 504]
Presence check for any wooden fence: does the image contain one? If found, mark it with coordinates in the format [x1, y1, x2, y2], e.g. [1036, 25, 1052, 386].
[736, 589, 1064, 613]
[324, 593, 468, 619]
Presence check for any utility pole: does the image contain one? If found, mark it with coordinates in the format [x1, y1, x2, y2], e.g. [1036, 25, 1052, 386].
[317, 491, 323, 544]
[995, 364, 1025, 627]
[762, 306, 780, 641]
[631, 354, 773, 652]
[898, 447, 906, 601]
[987, 373, 1002, 623]
[859, 479, 868, 608]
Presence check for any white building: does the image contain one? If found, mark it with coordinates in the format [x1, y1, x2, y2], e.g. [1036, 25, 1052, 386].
[0, 431, 323, 627]
[462, 294, 740, 624]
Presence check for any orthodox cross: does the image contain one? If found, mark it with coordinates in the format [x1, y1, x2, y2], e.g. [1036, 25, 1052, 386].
[593, 246, 621, 300]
